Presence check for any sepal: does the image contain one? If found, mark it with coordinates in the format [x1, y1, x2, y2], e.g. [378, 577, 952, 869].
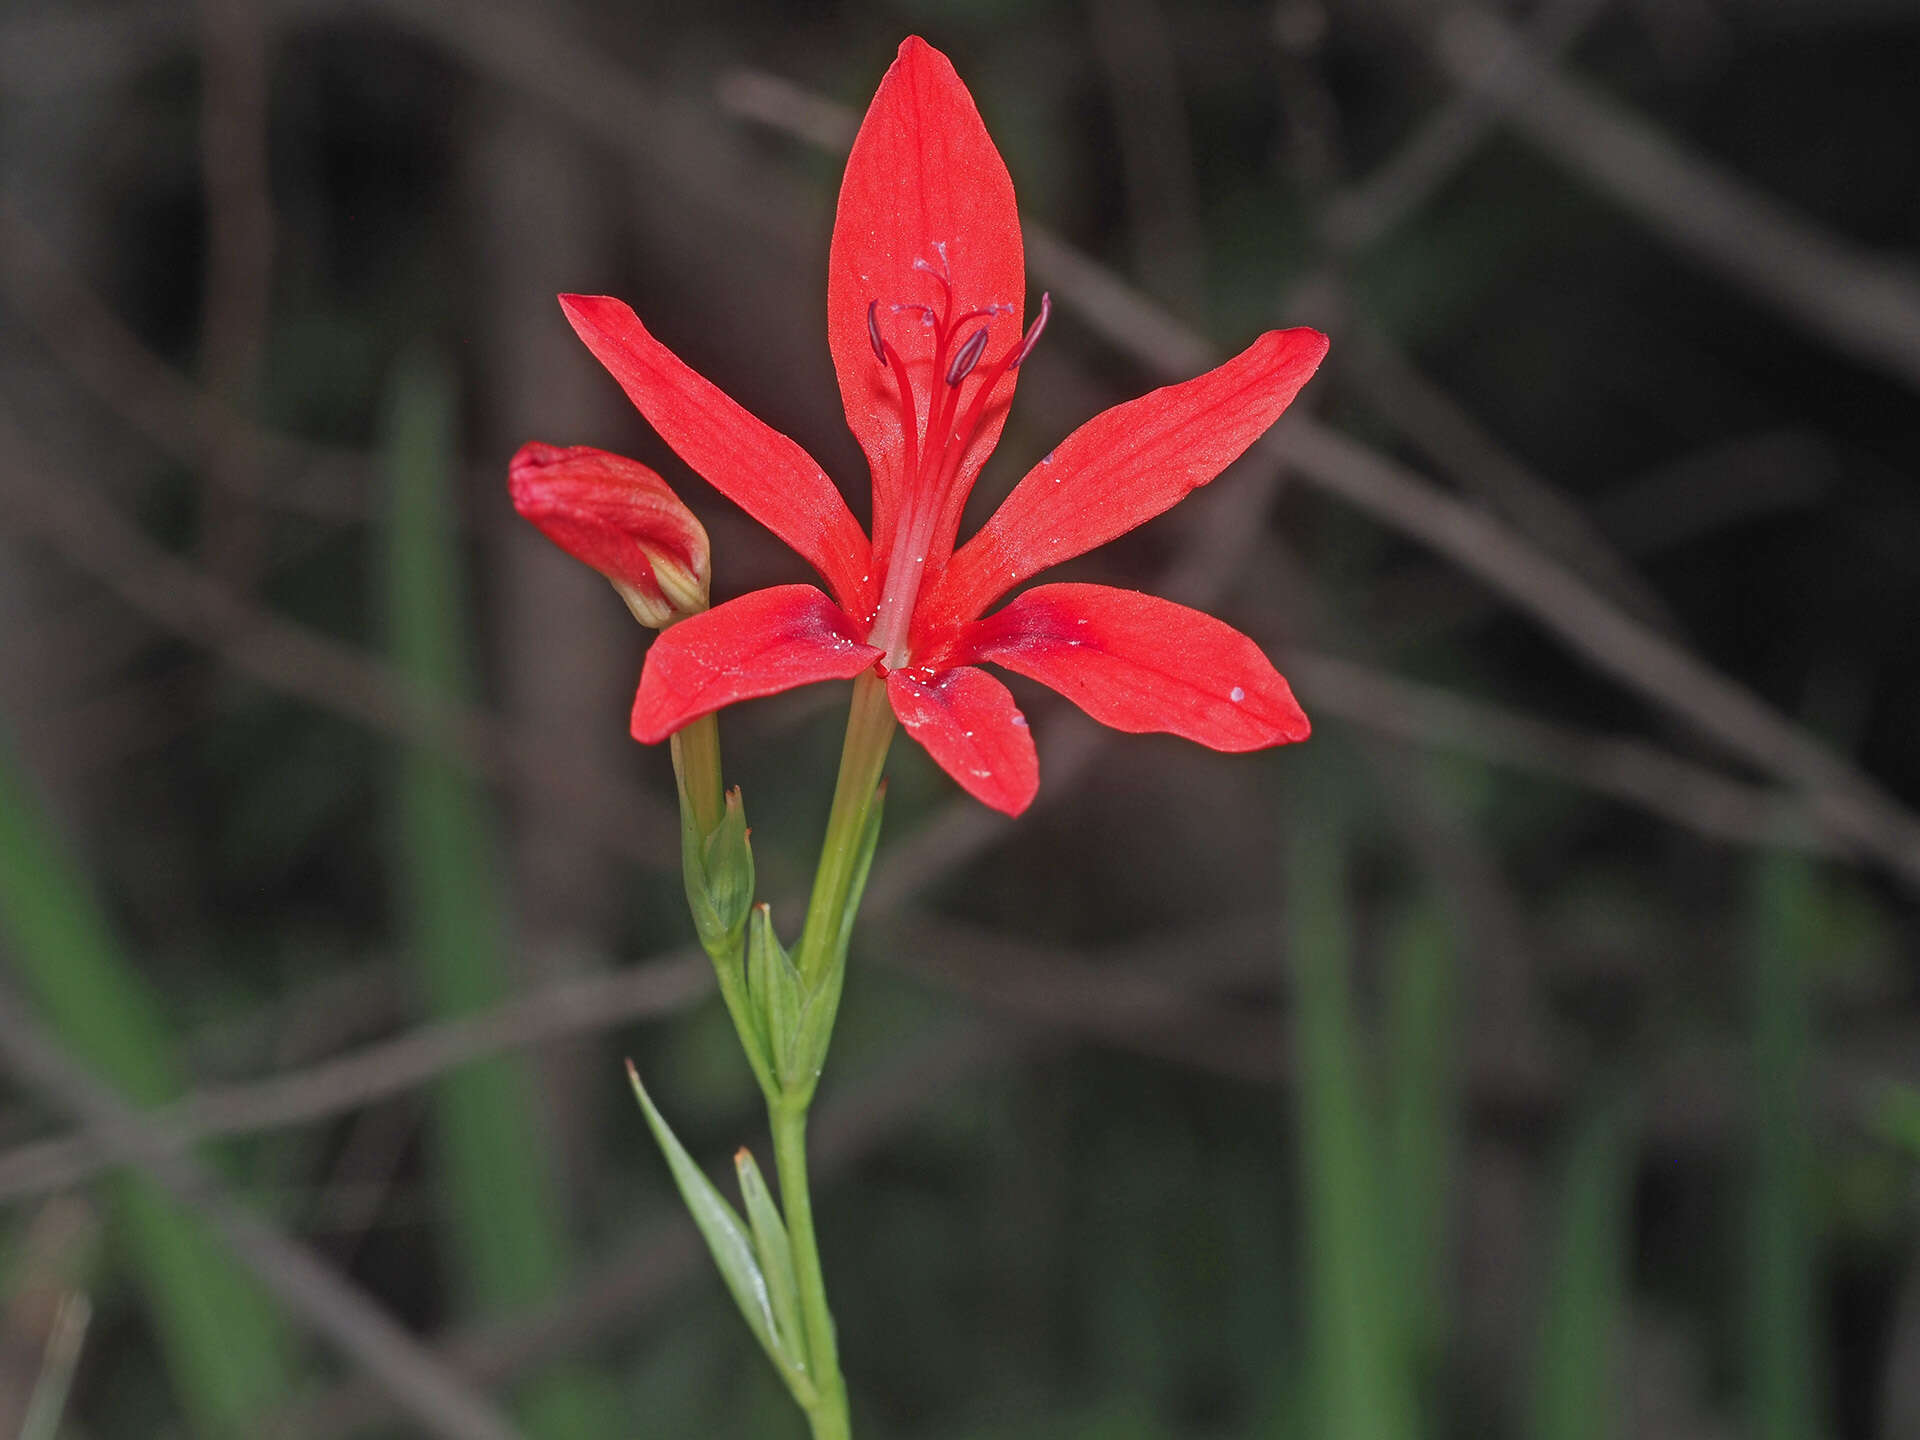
[748, 905, 807, 1090]
[675, 754, 756, 957]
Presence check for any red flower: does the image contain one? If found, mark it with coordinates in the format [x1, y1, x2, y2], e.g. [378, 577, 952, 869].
[552, 37, 1326, 816]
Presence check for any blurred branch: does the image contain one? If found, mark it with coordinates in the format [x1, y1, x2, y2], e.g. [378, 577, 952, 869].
[0, 1199, 96, 1437]
[1375, 428, 1835, 646]
[0, 403, 676, 869]
[0, 954, 709, 1203]
[717, 62, 1920, 889]
[1088, 0, 1208, 314]
[277, 1020, 1011, 1436]
[1335, 309, 1676, 635]
[0, 0, 194, 98]
[193, 0, 277, 585]
[1279, 420, 1920, 881]
[1318, 0, 1615, 254]
[1590, 430, 1835, 556]
[1289, 648, 1833, 853]
[1435, 5, 1920, 394]
[886, 912, 1284, 1083]
[0, 202, 367, 522]
[0, 977, 526, 1440]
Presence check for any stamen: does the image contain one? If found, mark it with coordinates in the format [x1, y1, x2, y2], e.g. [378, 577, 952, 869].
[866, 300, 886, 363]
[1008, 292, 1052, 370]
[945, 327, 991, 386]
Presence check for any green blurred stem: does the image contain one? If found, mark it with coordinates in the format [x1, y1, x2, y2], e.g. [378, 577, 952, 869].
[671, 712, 724, 837]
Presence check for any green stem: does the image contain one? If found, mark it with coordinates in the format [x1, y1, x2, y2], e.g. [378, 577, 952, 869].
[767, 669, 895, 1440]
[794, 671, 895, 988]
[670, 713, 724, 837]
[773, 1098, 849, 1440]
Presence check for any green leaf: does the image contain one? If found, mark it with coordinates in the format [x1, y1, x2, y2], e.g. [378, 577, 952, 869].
[626, 1063, 804, 1390]
[1383, 903, 1459, 1377]
[1747, 854, 1825, 1440]
[1290, 811, 1419, 1440]
[1530, 1090, 1635, 1440]
[383, 351, 618, 1438]
[734, 1147, 811, 1384]
[0, 728, 294, 1437]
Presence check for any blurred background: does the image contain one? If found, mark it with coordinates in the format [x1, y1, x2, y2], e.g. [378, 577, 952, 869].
[2, 0, 1919, 1436]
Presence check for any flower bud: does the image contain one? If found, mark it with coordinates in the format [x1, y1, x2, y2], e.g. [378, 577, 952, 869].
[695, 786, 755, 952]
[508, 442, 710, 627]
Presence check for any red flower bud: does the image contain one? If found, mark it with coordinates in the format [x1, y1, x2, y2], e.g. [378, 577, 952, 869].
[508, 442, 710, 628]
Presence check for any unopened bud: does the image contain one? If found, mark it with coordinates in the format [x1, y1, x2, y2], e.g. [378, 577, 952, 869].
[509, 442, 710, 627]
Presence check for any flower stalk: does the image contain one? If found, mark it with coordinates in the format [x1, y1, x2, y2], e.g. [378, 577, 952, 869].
[506, 34, 1325, 1439]
[657, 675, 890, 1439]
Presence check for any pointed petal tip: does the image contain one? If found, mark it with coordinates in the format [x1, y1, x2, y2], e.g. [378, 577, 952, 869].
[1259, 324, 1332, 371]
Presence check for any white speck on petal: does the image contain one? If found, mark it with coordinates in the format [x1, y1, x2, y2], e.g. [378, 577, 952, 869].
[1229, 686, 1245, 702]
[970, 768, 990, 778]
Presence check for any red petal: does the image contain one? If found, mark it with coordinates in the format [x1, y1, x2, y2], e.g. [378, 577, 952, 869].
[955, 584, 1310, 751]
[828, 37, 1025, 562]
[886, 665, 1038, 816]
[560, 295, 875, 616]
[508, 443, 709, 616]
[925, 327, 1329, 626]
[631, 585, 881, 742]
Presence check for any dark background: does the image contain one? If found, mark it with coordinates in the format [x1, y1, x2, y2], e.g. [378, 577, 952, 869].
[2, 1, 1919, 1437]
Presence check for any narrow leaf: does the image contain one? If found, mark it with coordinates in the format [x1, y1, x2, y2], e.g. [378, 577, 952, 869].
[626, 1062, 794, 1379]
[1747, 854, 1824, 1440]
[1290, 811, 1418, 1440]
[1530, 1090, 1636, 1440]
[734, 1147, 812, 1389]
[0, 727, 293, 1435]
[1383, 903, 1459, 1377]
[383, 352, 617, 1437]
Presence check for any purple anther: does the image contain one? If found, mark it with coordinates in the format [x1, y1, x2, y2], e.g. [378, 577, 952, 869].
[945, 326, 991, 385]
[1008, 292, 1053, 370]
[867, 300, 886, 363]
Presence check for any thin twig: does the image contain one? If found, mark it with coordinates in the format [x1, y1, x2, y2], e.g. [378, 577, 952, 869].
[0, 201, 367, 522]
[1434, 4, 1920, 393]
[1317, 0, 1615, 253]
[0, 404, 676, 869]
[1087, 0, 1208, 315]
[1279, 419, 1920, 883]
[1287, 648, 1832, 854]
[0, 954, 709, 1203]
[1336, 310, 1675, 634]
[0, 977, 526, 1440]
[194, 0, 277, 584]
